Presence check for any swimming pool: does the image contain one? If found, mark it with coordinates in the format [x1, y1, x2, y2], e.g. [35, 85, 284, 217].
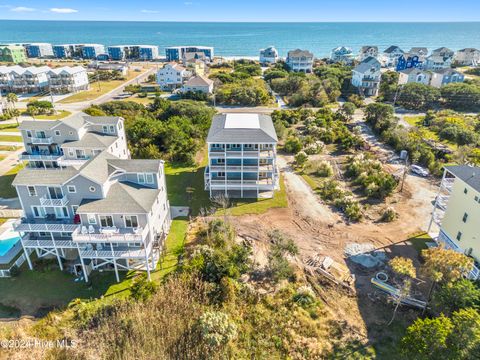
[0, 237, 20, 257]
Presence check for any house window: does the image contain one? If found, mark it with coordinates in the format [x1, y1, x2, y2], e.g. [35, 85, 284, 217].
[54, 130, 61, 136]
[27, 186, 36, 196]
[55, 207, 69, 219]
[118, 122, 122, 130]
[31, 206, 45, 218]
[76, 149, 86, 159]
[109, 125, 115, 133]
[100, 215, 114, 227]
[137, 173, 146, 184]
[89, 186, 96, 192]
[68, 149, 74, 157]
[217, 158, 225, 164]
[26, 130, 32, 138]
[72, 205, 78, 214]
[456, 231, 462, 241]
[475, 196, 479, 202]
[69, 131, 73, 135]
[146, 173, 154, 184]
[125, 215, 138, 228]
[462, 213, 468, 223]
[67, 185, 76, 193]
[217, 172, 225, 177]
[87, 214, 96, 224]
[102, 125, 108, 133]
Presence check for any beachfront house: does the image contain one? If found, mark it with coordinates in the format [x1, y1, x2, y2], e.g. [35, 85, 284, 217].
[351, 56, 381, 97]
[330, 46, 354, 64]
[431, 47, 455, 59]
[13, 113, 171, 282]
[165, 46, 214, 62]
[18, 113, 129, 169]
[396, 53, 422, 71]
[25, 43, 54, 58]
[204, 113, 279, 199]
[0, 44, 27, 63]
[9, 66, 50, 93]
[429, 69, 465, 88]
[397, 68, 432, 85]
[358, 46, 378, 61]
[182, 75, 214, 94]
[382, 46, 404, 67]
[48, 66, 89, 94]
[409, 47, 429, 58]
[156, 63, 192, 90]
[53, 45, 78, 59]
[454, 48, 480, 66]
[286, 49, 314, 73]
[428, 165, 480, 280]
[424, 54, 453, 70]
[81, 44, 105, 59]
[107, 45, 159, 61]
[259, 46, 279, 64]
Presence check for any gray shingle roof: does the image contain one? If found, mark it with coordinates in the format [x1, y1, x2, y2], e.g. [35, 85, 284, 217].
[59, 113, 87, 130]
[18, 120, 59, 131]
[287, 49, 313, 58]
[353, 56, 381, 73]
[77, 181, 160, 214]
[78, 151, 118, 183]
[184, 75, 213, 87]
[432, 68, 462, 76]
[12, 168, 78, 186]
[61, 133, 117, 149]
[107, 159, 163, 173]
[207, 114, 277, 143]
[384, 45, 403, 54]
[445, 165, 480, 193]
[84, 116, 122, 126]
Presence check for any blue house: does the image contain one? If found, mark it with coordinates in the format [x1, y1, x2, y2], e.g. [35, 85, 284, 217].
[165, 46, 214, 62]
[396, 53, 421, 71]
[81, 44, 105, 59]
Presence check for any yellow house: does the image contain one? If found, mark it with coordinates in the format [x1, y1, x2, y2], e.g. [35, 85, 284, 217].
[429, 165, 480, 279]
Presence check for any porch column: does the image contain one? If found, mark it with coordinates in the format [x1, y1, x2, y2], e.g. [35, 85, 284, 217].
[241, 145, 244, 198]
[77, 243, 89, 283]
[51, 232, 63, 271]
[24, 244, 33, 270]
[111, 243, 120, 282]
[145, 250, 151, 281]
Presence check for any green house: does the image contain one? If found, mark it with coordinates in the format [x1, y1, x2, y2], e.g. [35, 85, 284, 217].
[0, 45, 27, 63]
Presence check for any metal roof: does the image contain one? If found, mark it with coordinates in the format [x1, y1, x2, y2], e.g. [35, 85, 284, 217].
[207, 113, 277, 143]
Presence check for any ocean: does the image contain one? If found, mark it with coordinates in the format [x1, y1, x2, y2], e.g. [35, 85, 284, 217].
[0, 21, 480, 58]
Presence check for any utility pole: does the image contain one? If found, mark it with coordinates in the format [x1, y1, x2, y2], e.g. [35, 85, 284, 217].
[393, 84, 403, 107]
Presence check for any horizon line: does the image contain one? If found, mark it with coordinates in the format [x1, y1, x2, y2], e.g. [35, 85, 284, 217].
[1, 19, 480, 23]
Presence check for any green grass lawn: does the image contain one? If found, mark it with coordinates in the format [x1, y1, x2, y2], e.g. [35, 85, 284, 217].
[403, 116, 457, 151]
[0, 123, 20, 132]
[408, 232, 433, 254]
[0, 134, 22, 143]
[34, 110, 71, 120]
[0, 145, 19, 152]
[0, 163, 24, 198]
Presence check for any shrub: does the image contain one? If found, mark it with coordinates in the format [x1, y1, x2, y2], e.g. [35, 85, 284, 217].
[198, 311, 237, 348]
[292, 286, 317, 308]
[267, 230, 299, 282]
[284, 136, 303, 154]
[130, 273, 158, 301]
[381, 207, 397, 222]
[308, 160, 333, 177]
[294, 151, 308, 168]
[334, 196, 362, 222]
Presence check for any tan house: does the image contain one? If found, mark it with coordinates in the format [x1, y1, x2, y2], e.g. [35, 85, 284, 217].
[182, 75, 214, 94]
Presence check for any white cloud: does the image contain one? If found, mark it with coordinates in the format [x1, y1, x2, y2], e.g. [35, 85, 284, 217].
[141, 9, 159, 13]
[11, 6, 35, 12]
[50, 8, 78, 13]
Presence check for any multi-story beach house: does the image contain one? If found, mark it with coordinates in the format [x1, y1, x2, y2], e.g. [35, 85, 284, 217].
[286, 49, 314, 73]
[0, 44, 27, 63]
[25, 43, 54, 58]
[351, 56, 381, 97]
[204, 113, 279, 199]
[409, 47, 429, 59]
[330, 46, 354, 64]
[48, 66, 89, 94]
[358, 46, 379, 61]
[428, 165, 480, 280]
[396, 53, 422, 71]
[382, 45, 404, 67]
[156, 63, 192, 90]
[107, 45, 159, 61]
[259, 46, 279, 64]
[13, 113, 171, 282]
[430, 69, 465, 88]
[53, 44, 78, 59]
[424, 54, 453, 70]
[0, 65, 89, 94]
[397, 68, 432, 86]
[182, 75, 214, 94]
[81, 44, 106, 59]
[431, 47, 455, 59]
[165, 46, 214, 62]
[454, 48, 480, 66]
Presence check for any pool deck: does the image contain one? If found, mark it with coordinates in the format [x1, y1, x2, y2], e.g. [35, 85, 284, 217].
[0, 219, 22, 265]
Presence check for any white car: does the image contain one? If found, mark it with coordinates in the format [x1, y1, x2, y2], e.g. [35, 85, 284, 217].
[410, 165, 429, 177]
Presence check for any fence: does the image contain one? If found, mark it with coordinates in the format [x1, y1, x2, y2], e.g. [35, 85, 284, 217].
[0, 209, 22, 218]
[0, 252, 28, 278]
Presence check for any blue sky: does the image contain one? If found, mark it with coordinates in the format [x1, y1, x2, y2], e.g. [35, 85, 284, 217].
[0, 0, 479, 22]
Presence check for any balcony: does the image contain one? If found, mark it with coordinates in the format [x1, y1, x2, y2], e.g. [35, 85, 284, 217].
[209, 164, 274, 172]
[14, 218, 78, 233]
[29, 137, 54, 145]
[19, 152, 62, 161]
[40, 194, 69, 207]
[20, 233, 77, 248]
[57, 156, 90, 167]
[72, 226, 149, 243]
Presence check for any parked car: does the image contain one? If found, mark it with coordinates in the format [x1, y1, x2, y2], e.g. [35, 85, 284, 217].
[411, 165, 429, 177]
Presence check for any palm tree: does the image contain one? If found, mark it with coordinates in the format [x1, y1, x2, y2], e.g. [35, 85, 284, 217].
[28, 106, 39, 121]
[6, 93, 19, 125]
